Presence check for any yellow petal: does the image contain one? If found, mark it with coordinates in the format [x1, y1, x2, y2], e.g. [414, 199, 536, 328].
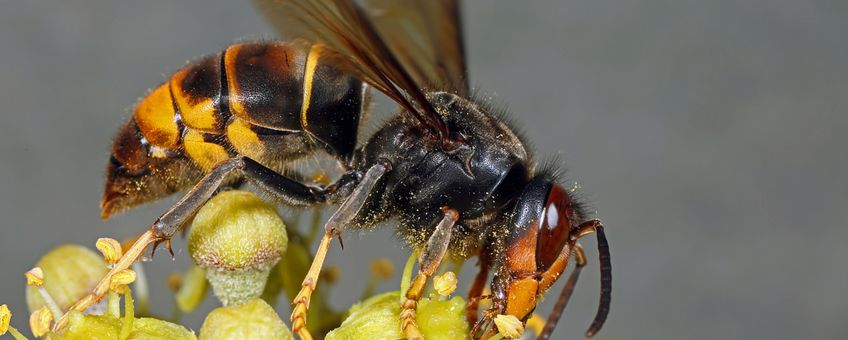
[25, 267, 44, 287]
[494, 314, 524, 339]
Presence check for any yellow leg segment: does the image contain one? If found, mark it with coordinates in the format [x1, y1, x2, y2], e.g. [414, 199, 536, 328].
[291, 231, 334, 340]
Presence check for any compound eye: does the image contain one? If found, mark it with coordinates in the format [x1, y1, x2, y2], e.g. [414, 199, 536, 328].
[536, 184, 576, 271]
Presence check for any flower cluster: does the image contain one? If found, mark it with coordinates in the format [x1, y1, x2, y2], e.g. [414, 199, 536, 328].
[1, 190, 540, 339]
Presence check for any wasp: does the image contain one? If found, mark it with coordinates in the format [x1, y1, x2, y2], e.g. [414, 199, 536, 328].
[88, 0, 612, 339]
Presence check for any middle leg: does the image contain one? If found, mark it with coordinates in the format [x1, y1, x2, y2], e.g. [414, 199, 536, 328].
[400, 207, 459, 340]
[290, 160, 391, 340]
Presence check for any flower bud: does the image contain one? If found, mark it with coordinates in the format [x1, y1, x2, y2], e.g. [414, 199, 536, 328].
[0, 304, 10, 335]
[29, 306, 52, 337]
[96, 238, 123, 264]
[26, 244, 108, 314]
[326, 291, 468, 339]
[433, 271, 458, 296]
[188, 190, 287, 306]
[199, 298, 292, 339]
[494, 314, 524, 339]
[25, 267, 44, 287]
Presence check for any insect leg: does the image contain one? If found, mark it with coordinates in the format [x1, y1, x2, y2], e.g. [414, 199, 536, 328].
[400, 207, 459, 340]
[290, 160, 391, 340]
[54, 156, 329, 331]
[153, 156, 323, 239]
[466, 252, 491, 325]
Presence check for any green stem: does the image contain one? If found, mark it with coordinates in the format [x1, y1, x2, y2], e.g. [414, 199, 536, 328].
[359, 277, 378, 302]
[119, 291, 135, 340]
[36, 287, 63, 321]
[7, 326, 28, 340]
[107, 291, 121, 318]
[399, 252, 417, 303]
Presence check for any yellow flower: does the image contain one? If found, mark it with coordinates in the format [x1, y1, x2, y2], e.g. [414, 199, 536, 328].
[433, 271, 458, 296]
[25, 267, 44, 287]
[326, 291, 468, 340]
[110, 269, 137, 292]
[25, 244, 108, 314]
[494, 314, 524, 339]
[30, 306, 53, 337]
[96, 238, 123, 264]
[0, 304, 11, 335]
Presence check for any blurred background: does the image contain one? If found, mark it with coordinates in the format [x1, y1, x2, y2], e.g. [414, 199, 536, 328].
[1, 0, 847, 338]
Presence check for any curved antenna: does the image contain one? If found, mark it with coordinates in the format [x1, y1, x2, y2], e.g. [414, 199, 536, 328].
[586, 225, 611, 337]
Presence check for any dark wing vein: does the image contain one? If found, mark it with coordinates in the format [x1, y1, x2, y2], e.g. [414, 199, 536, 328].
[253, 0, 451, 139]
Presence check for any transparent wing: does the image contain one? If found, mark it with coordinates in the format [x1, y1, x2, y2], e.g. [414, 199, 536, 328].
[252, 0, 458, 139]
[364, 0, 469, 96]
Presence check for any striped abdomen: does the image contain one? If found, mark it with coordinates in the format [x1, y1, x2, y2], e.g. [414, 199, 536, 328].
[102, 41, 366, 218]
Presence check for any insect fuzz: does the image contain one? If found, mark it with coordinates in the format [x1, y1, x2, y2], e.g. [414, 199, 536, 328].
[102, 41, 366, 218]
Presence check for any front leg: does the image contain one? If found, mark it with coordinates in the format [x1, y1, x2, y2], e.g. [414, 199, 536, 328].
[400, 207, 459, 340]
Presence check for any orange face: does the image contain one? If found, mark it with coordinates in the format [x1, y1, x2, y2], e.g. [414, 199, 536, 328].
[501, 181, 583, 321]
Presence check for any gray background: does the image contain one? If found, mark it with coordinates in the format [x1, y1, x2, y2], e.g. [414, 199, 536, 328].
[1, 0, 847, 339]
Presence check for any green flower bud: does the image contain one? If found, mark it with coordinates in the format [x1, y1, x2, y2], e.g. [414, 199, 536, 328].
[199, 298, 292, 340]
[26, 244, 108, 314]
[326, 291, 468, 340]
[61, 311, 196, 339]
[188, 190, 288, 306]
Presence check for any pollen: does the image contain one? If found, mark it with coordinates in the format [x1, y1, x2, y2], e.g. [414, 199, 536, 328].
[96, 237, 124, 264]
[433, 271, 458, 296]
[494, 314, 524, 339]
[29, 306, 52, 337]
[0, 304, 10, 335]
[110, 269, 137, 292]
[25, 267, 44, 287]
